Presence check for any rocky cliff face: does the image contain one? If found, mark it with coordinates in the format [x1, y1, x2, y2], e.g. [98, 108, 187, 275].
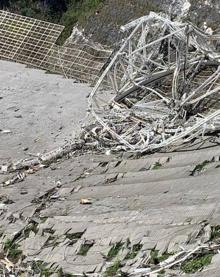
[80, 0, 220, 46]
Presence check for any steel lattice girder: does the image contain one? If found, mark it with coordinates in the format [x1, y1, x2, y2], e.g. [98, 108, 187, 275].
[86, 12, 220, 152]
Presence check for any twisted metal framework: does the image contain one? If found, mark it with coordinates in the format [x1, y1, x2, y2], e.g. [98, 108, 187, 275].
[85, 12, 220, 152]
[0, 10, 111, 83]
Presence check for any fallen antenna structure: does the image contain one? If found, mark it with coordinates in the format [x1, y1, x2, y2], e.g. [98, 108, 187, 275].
[84, 12, 220, 152]
[0, 10, 111, 83]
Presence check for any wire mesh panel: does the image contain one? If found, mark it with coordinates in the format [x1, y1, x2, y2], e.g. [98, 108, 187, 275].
[48, 44, 111, 83]
[0, 10, 112, 83]
[0, 10, 64, 68]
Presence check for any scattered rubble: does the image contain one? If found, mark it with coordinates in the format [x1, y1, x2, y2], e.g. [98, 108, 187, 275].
[80, 198, 93, 205]
[0, 130, 12, 134]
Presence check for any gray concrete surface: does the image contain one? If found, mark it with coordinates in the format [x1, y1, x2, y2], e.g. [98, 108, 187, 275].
[0, 60, 90, 164]
[0, 146, 220, 276]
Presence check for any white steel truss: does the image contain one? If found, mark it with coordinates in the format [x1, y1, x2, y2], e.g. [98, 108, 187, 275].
[85, 12, 220, 152]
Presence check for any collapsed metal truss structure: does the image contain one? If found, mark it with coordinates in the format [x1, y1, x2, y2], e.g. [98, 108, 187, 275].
[84, 12, 220, 152]
[0, 10, 111, 83]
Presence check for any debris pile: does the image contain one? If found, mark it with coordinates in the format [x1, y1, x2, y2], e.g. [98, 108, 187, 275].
[83, 12, 220, 153]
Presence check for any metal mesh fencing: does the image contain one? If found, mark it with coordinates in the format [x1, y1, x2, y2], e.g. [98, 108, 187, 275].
[0, 10, 111, 83]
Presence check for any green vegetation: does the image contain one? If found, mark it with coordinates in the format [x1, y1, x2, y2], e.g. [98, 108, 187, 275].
[77, 241, 94, 256]
[3, 239, 22, 261]
[152, 161, 162, 170]
[211, 225, 220, 240]
[125, 243, 142, 260]
[107, 242, 124, 260]
[158, 269, 165, 276]
[149, 249, 159, 264]
[58, 0, 104, 44]
[190, 160, 210, 176]
[32, 261, 55, 276]
[149, 250, 172, 265]
[181, 253, 213, 273]
[104, 260, 122, 276]
[40, 268, 54, 277]
[1, 0, 103, 44]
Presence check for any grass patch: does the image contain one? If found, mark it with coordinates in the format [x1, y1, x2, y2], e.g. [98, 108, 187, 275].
[107, 242, 124, 260]
[152, 161, 162, 170]
[40, 268, 54, 277]
[58, 0, 104, 44]
[158, 252, 172, 263]
[125, 243, 142, 260]
[3, 0, 104, 45]
[211, 225, 220, 240]
[32, 261, 55, 276]
[149, 249, 159, 264]
[3, 239, 22, 261]
[158, 269, 165, 276]
[149, 250, 172, 265]
[77, 241, 94, 256]
[181, 253, 213, 273]
[190, 160, 210, 176]
[104, 260, 121, 277]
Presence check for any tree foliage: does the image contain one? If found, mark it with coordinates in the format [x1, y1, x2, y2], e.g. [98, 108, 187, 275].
[1, 0, 103, 43]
